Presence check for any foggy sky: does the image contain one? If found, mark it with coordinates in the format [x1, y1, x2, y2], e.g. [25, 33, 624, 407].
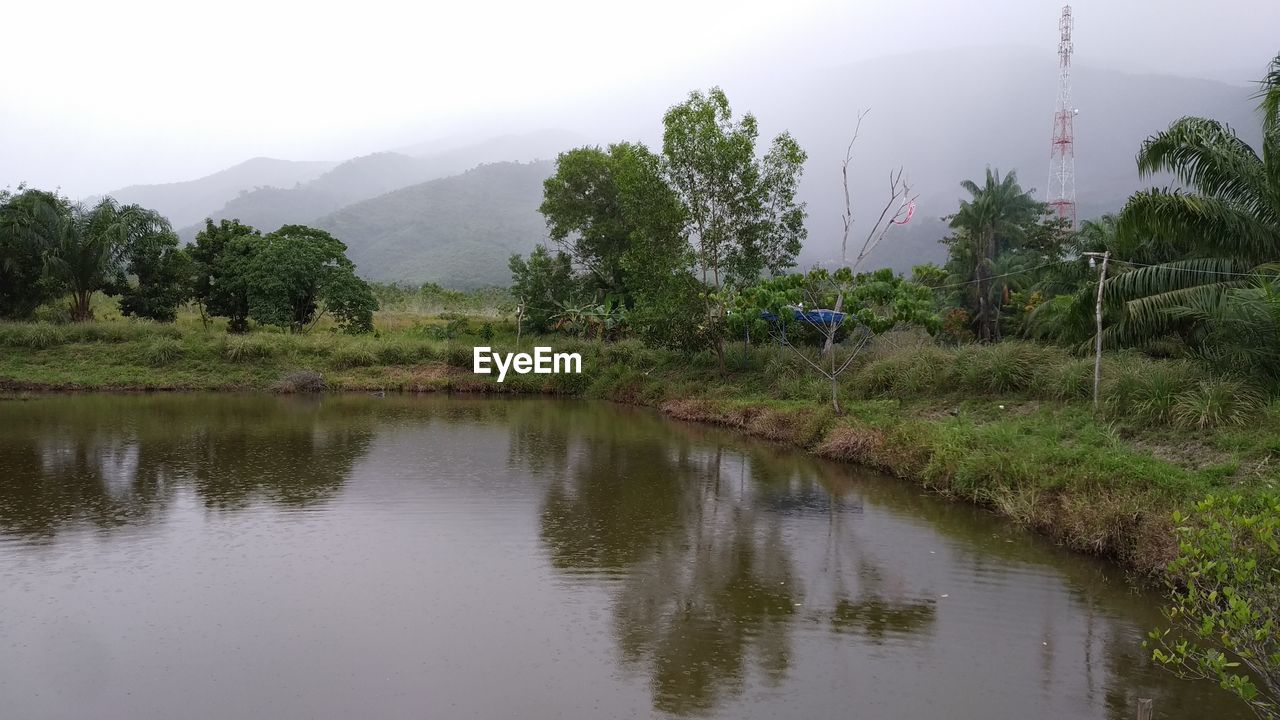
[3, 0, 1277, 198]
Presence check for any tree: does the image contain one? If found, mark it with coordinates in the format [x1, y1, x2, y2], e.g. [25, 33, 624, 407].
[662, 87, 807, 288]
[1149, 494, 1280, 719]
[946, 168, 1045, 342]
[0, 187, 64, 319]
[244, 225, 375, 333]
[42, 199, 170, 322]
[115, 215, 190, 322]
[509, 244, 577, 333]
[192, 219, 261, 332]
[1108, 53, 1280, 358]
[540, 142, 688, 304]
[662, 87, 807, 362]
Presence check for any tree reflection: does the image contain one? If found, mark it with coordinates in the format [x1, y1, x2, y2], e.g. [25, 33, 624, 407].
[0, 396, 376, 540]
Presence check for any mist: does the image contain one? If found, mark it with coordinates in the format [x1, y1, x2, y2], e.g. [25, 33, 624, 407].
[3, 0, 1276, 199]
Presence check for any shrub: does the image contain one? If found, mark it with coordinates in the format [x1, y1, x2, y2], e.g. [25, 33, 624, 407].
[1149, 494, 1280, 719]
[853, 356, 901, 397]
[958, 343, 1043, 394]
[272, 370, 325, 393]
[445, 344, 474, 368]
[222, 335, 277, 362]
[1042, 358, 1093, 401]
[2, 323, 66, 349]
[139, 337, 183, 367]
[1102, 361, 1146, 419]
[1133, 362, 1203, 424]
[894, 347, 955, 396]
[445, 317, 471, 338]
[1172, 379, 1265, 429]
[331, 344, 378, 369]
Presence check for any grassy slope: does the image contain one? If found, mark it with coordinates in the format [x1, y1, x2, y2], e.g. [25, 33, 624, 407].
[2, 316, 1277, 575]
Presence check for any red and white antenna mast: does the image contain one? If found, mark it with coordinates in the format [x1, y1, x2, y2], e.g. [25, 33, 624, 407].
[1047, 4, 1077, 229]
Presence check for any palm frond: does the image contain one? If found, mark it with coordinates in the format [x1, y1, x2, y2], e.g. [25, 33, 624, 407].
[1104, 283, 1244, 348]
[1136, 117, 1271, 218]
[1116, 189, 1280, 262]
[1106, 257, 1255, 301]
[1258, 53, 1280, 135]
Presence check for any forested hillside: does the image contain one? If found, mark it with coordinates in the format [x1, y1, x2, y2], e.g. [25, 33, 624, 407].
[178, 152, 440, 240]
[316, 161, 553, 287]
[97, 157, 338, 228]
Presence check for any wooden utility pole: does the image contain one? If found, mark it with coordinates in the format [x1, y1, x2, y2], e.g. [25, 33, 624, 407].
[1084, 251, 1110, 413]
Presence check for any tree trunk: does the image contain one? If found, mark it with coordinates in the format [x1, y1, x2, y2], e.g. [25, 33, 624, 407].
[71, 290, 93, 322]
[975, 229, 995, 342]
[822, 291, 844, 356]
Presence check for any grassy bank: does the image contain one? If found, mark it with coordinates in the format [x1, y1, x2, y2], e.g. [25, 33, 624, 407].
[2, 316, 1277, 575]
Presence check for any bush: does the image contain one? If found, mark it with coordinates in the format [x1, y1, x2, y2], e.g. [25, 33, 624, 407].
[1102, 361, 1146, 419]
[1133, 361, 1203, 423]
[272, 370, 325, 393]
[445, 344, 474, 369]
[139, 337, 183, 367]
[957, 343, 1044, 394]
[1149, 494, 1280, 719]
[0, 323, 66, 349]
[331, 344, 378, 369]
[222, 335, 277, 362]
[445, 317, 471, 338]
[1042, 358, 1094, 401]
[376, 340, 418, 365]
[1172, 379, 1265, 429]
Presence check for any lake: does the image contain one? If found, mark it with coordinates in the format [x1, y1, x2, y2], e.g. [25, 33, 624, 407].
[0, 394, 1245, 719]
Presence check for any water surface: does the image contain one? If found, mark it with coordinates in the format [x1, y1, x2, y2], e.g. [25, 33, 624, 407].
[0, 394, 1243, 719]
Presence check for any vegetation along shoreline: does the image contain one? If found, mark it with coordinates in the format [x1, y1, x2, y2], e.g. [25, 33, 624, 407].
[2, 319, 1275, 581]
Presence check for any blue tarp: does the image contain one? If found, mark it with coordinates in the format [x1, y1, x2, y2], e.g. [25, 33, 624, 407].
[760, 307, 846, 326]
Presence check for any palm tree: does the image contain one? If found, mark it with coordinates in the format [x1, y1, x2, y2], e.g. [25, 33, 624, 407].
[947, 168, 1044, 342]
[1109, 53, 1280, 350]
[1026, 215, 1127, 345]
[44, 199, 169, 321]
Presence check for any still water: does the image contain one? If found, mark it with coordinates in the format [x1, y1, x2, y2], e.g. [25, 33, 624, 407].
[0, 394, 1244, 719]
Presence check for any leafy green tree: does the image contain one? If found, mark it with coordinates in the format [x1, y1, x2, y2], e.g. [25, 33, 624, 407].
[115, 217, 190, 322]
[540, 142, 689, 307]
[245, 225, 376, 333]
[660, 87, 807, 362]
[192, 219, 262, 332]
[1149, 494, 1280, 719]
[509, 244, 577, 333]
[1109, 54, 1280, 358]
[0, 187, 64, 318]
[41, 199, 171, 322]
[945, 168, 1045, 342]
[662, 87, 807, 288]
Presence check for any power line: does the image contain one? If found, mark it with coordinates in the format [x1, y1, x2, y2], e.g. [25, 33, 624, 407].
[927, 260, 1069, 290]
[1115, 259, 1270, 278]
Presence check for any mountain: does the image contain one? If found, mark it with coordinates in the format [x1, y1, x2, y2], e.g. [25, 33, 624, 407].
[97, 157, 338, 228]
[315, 161, 553, 288]
[396, 129, 588, 165]
[180, 152, 438, 239]
[179, 130, 584, 240]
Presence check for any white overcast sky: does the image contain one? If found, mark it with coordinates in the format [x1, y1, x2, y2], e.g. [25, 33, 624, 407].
[3, 0, 1277, 197]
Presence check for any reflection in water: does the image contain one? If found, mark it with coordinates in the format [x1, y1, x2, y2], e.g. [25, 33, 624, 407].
[0, 395, 1249, 719]
[0, 396, 375, 540]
